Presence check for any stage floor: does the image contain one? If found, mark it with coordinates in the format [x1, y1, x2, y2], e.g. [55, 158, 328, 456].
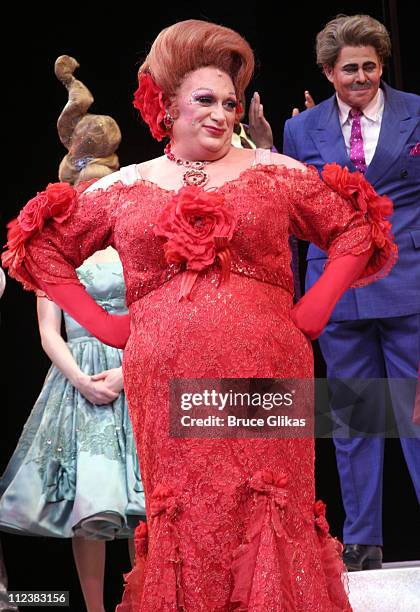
[348, 560, 420, 611]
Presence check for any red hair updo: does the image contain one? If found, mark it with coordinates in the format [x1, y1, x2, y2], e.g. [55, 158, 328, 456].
[133, 20, 255, 141]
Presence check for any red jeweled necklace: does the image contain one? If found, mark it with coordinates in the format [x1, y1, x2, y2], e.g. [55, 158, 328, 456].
[164, 142, 211, 188]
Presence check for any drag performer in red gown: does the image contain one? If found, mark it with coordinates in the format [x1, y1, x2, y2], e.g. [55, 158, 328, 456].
[3, 20, 396, 611]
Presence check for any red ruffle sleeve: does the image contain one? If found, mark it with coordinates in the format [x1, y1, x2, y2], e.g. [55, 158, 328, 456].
[284, 163, 397, 288]
[2, 181, 117, 293]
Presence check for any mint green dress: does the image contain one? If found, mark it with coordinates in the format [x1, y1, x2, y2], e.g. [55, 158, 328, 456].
[0, 261, 145, 539]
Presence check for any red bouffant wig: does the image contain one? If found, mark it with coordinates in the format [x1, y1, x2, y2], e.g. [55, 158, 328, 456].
[134, 20, 255, 141]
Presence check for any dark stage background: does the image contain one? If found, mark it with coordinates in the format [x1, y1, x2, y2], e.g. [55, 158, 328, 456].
[2, 2, 419, 610]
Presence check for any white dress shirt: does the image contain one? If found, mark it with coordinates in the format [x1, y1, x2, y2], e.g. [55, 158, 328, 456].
[337, 88, 384, 166]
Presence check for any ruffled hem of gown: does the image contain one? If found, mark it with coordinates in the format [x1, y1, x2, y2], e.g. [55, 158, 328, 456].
[117, 471, 351, 611]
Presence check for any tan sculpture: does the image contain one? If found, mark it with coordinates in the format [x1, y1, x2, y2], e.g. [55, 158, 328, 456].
[55, 55, 121, 185]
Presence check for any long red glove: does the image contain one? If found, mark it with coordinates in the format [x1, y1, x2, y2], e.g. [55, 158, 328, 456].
[39, 281, 130, 349]
[290, 248, 374, 340]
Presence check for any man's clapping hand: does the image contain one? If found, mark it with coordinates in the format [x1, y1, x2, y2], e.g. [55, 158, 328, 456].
[292, 91, 315, 117]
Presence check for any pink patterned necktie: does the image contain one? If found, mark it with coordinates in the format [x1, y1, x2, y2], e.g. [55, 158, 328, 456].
[349, 108, 367, 173]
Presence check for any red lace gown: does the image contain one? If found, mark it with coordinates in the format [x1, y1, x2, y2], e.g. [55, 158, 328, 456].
[5, 158, 395, 611]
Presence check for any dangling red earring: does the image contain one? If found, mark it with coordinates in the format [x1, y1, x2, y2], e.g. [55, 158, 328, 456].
[163, 110, 174, 130]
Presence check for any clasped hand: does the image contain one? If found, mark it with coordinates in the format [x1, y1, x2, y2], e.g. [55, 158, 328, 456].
[77, 367, 124, 405]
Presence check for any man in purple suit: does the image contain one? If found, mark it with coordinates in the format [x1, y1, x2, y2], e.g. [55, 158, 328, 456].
[283, 14, 420, 570]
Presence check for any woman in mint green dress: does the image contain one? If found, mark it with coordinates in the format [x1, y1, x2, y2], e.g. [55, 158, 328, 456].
[0, 53, 145, 612]
[0, 247, 145, 611]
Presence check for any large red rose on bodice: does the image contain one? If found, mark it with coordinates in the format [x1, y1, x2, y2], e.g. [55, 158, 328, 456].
[154, 185, 236, 271]
[154, 186, 236, 300]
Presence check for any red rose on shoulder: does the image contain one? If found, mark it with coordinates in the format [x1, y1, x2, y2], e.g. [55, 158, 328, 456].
[322, 163, 354, 198]
[2, 182, 77, 276]
[17, 193, 50, 235]
[322, 163, 377, 213]
[17, 183, 77, 235]
[322, 162, 395, 251]
[45, 182, 77, 222]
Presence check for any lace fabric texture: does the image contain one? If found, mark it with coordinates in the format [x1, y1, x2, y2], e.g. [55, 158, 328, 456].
[8, 162, 395, 610]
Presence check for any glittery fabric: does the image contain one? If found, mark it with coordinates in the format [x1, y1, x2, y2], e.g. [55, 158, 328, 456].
[349, 110, 367, 173]
[11, 162, 393, 611]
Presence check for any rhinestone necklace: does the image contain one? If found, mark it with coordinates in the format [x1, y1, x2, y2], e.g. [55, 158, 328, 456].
[164, 142, 212, 187]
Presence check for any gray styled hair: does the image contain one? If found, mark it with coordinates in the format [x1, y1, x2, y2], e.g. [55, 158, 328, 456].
[316, 14, 391, 68]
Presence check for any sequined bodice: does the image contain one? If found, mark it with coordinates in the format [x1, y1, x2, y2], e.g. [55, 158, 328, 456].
[61, 162, 371, 308]
[111, 169, 293, 305]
